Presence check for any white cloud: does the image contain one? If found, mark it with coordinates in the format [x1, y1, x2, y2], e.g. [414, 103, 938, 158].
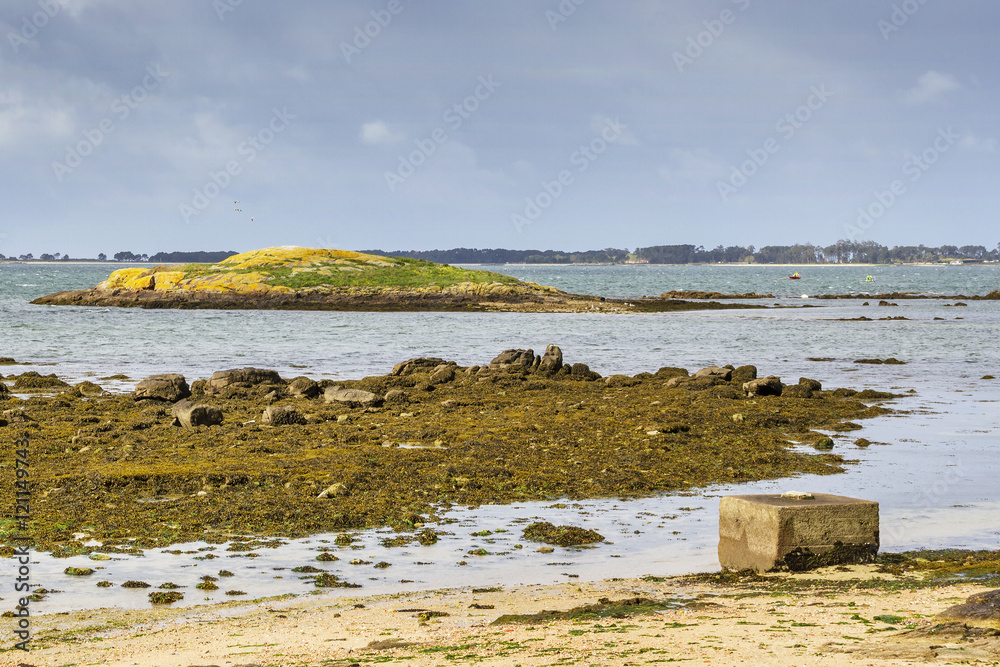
[904, 70, 961, 105]
[360, 121, 403, 146]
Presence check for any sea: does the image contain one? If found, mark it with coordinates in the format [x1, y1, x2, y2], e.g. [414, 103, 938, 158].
[2, 262, 998, 613]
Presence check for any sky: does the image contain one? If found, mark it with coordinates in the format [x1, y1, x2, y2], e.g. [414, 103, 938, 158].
[1, 0, 997, 257]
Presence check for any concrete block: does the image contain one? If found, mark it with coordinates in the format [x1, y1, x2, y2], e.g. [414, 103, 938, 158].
[719, 493, 879, 573]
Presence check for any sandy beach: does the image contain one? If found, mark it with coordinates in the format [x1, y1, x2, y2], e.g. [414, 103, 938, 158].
[11, 565, 998, 666]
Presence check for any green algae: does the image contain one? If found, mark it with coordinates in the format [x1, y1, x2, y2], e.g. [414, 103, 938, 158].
[521, 522, 605, 547]
[0, 359, 895, 554]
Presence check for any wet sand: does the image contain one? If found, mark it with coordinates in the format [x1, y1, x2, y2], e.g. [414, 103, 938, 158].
[13, 565, 999, 666]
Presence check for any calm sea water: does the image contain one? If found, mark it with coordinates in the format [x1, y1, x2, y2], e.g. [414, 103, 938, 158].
[2, 262, 999, 613]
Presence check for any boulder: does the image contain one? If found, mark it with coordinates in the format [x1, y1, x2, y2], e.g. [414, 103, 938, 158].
[384, 389, 407, 403]
[731, 365, 757, 385]
[798, 377, 823, 392]
[205, 368, 283, 395]
[324, 386, 384, 408]
[656, 366, 689, 379]
[694, 366, 732, 381]
[429, 365, 456, 385]
[537, 344, 563, 374]
[392, 358, 449, 376]
[0, 383, 8, 399]
[569, 363, 601, 381]
[781, 385, 813, 399]
[489, 349, 535, 372]
[744, 376, 783, 397]
[262, 405, 305, 426]
[74, 381, 105, 397]
[133, 374, 190, 402]
[604, 375, 640, 388]
[935, 589, 1000, 631]
[287, 377, 320, 399]
[171, 400, 223, 428]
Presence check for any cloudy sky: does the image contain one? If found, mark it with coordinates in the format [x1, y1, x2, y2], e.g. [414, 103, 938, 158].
[1, 0, 997, 257]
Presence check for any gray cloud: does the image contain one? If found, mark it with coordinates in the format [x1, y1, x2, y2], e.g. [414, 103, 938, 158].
[1, 0, 998, 257]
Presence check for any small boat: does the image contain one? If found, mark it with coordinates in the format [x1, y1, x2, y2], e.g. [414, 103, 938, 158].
[789, 272, 801, 280]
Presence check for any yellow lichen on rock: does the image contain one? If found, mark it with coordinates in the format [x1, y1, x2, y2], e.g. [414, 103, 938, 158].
[180, 271, 292, 294]
[218, 246, 393, 270]
[152, 271, 185, 291]
[97, 268, 149, 290]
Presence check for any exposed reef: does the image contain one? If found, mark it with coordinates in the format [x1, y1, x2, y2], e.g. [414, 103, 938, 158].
[0, 346, 898, 556]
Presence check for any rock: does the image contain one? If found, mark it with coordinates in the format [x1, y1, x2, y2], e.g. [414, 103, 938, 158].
[569, 363, 601, 380]
[429, 365, 456, 385]
[0, 383, 8, 399]
[74, 381, 105, 397]
[604, 375, 639, 388]
[656, 366, 689, 379]
[324, 386, 384, 408]
[13, 372, 70, 390]
[317, 482, 350, 499]
[287, 377, 320, 399]
[935, 589, 1000, 631]
[205, 368, 283, 395]
[798, 377, 822, 392]
[489, 349, 535, 372]
[731, 365, 757, 384]
[392, 358, 449, 376]
[781, 385, 813, 399]
[133, 374, 190, 402]
[537, 344, 563, 374]
[693, 366, 732, 381]
[171, 400, 223, 428]
[262, 405, 305, 426]
[744, 376, 783, 397]
[719, 493, 879, 573]
[384, 389, 407, 403]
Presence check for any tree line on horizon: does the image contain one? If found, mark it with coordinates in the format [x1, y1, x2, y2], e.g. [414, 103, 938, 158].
[364, 240, 1000, 265]
[4, 242, 998, 265]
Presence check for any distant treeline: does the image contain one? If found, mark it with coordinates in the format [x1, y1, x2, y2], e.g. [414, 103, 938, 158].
[365, 240, 1000, 265]
[147, 251, 238, 263]
[360, 248, 632, 264]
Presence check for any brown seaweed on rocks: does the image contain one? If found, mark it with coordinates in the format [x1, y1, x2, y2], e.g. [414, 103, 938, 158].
[0, 347, 899, 555]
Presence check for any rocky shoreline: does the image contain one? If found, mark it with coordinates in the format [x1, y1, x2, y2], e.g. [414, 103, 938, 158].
[30, 284, 769, 313]
[1, 346, 897, 556]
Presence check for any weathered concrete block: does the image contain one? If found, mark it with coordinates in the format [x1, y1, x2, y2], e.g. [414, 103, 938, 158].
[718, 493, 879, 573]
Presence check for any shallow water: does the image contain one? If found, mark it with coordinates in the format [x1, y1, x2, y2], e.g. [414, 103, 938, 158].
[2, 263, 998, 614]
